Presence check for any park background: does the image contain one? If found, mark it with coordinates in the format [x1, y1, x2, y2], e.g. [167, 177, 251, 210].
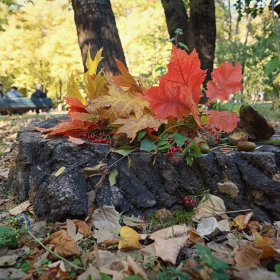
[0, 0, 280, 115]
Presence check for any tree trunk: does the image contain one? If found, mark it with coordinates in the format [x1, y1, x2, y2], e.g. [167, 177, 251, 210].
[71, 0, 127, 75]
[161, 0, 216, 84]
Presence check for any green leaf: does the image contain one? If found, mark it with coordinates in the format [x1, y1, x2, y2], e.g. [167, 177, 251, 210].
[123, 276, 143, 280]
[275, 264, 280, 276]
[140, 137, 157, 151]
[178, 42, 189, 51]
[109, 169, 118, 186]
[100, 272, 112, 280]
[174, 132, 187, 147]
[0, 225, 18, 247]
[54, 166, 66, 177]
[114, 146, 135, 156]
[137, 130, 146, 141]
[264, 56, 279, 74]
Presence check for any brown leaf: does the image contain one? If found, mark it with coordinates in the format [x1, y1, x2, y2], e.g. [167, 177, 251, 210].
[73, 219, 92, 238]
[233, 212, 254, 230]
[43, 230, 80, 258]
[234, 244, 262, 268]
[154, 236, 189, 264]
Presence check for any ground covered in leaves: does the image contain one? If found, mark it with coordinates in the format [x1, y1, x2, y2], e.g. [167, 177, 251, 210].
[1, 114, 280, 280]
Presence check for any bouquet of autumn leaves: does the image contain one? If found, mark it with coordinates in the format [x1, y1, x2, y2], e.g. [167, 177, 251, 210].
[34, 45, 243, 159]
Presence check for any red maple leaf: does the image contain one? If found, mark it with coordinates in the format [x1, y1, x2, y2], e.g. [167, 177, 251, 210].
[160, 45, 206, 104]
[142, 46, 205, 125]
[111, 59, 144, 94]
[64, 97, 88, 113]
[205, 61, 243, 106]
[142, 80, 191, 120]
[206, 110, 239, 133]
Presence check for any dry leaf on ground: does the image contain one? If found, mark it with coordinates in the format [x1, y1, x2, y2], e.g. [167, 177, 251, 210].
[233, 212, 254, 230]
[253, 230, 277, 259]
[118, 226, 141, 250]
[9, 200, 31, 215]
[193, 194, 226, 220]
[43, 230, 80, 258]
[93, 206, 121, 243]
[148, 224, 189, 240]
[234, 244, 262, 268]
[154, 236, 189, 265]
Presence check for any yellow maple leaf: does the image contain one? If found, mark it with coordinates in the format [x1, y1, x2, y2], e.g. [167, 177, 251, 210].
[84, 48, 108, 100]
[118, 226, 141, 250]
[88, 83, 149, 120]
[66, 74, 88, 105]
[86, 47, 104, 76]
[84, 72, 108, 100]
[112, 113, 165, 141]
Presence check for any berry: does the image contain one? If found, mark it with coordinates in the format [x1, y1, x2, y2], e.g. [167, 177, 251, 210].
[183, 197, 189, 203]
[223, 145, 227, 148]
[167, 152, 173, 156]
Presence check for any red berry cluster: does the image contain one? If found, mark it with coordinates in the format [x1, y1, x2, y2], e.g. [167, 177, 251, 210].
[82, 132, 113, 146]
[183, 196, 196, 208]
[166, 143, 184, 156]
[200, 124, 221, 142]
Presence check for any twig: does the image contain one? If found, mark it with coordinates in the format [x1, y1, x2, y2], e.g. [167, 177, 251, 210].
[224, 209, 251, 214]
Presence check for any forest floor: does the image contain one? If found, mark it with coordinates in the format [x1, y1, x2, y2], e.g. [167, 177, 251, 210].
[1, 110, 280, 280]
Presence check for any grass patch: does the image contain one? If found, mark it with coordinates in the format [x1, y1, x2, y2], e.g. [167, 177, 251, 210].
[145, 209, 195, 231]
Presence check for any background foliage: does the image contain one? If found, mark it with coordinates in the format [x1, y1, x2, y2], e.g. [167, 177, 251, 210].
[0, 0, 280, 104]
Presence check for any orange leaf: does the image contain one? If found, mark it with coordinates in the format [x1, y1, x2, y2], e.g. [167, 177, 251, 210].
[205, 61, 243, 106]
[64, 97, 88, 113]
[233, 212, 254, 230]
[206, 110, 239, 133]
[161, 45, 206, 104]
[111, 59, 144, 93]
[253, 230, 277, 259]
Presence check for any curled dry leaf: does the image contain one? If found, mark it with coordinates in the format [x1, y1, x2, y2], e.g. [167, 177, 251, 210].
[118, 226, 141, 250]
[154, 236, 189, 265]
[193, 194, 226, 220]
[43, 230, 80, 258]
[253, 230, 277, 259]
[233, 212, 254, 230]
[73, 219, 92, 238]
[234, 244, 262, 269]
[9, 200, 31, 216]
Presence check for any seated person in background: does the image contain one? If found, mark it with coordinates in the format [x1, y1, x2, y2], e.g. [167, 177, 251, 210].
[31, 84, 47, 98]
[6, 86, 22, 98]
[31, 84, 47, 114]
[0, 83, 3, 98]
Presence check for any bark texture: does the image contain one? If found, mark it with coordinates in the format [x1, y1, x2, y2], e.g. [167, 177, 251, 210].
[71, 0, 127, 75]
[161, 0, 216, 83]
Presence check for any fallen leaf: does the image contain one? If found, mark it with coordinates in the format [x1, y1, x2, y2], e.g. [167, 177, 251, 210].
[233, 212, 254, 230]
[253, 230, 277, 259]
[9, 200, 31, 215]
[234, 243, 262, 268]
[43, 230, 80, 258]
[118, 226, 141, 250]
[123, 215, 147, 230]
[148, 224, 189, 240]
[0, 268, 26, 279]
[54, 166, 66, 177]
[93, 206, 121, 243]
[66, 219, 77, 240]
[193, 194, 226, 220]
[73, 219, 92, 238]
[196, 217, 221, 237]
[77, 266, 101, 280]
[126, 256, 148, 280]
[154, 236, 189, 264]
[68, 136, 85, 145]
[0, 255, 17, 266]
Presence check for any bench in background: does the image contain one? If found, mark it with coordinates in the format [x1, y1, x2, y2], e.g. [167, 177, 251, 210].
[0, 98, 52, 115]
